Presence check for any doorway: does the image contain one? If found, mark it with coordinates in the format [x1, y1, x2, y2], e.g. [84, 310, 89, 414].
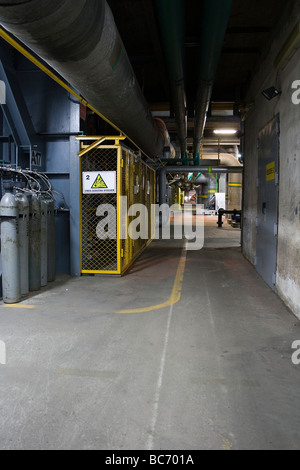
[256, 115, 280, 290]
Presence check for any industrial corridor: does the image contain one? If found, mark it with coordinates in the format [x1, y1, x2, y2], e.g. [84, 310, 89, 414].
[0, 0, 300, 453]
[0, 221, 299, 450]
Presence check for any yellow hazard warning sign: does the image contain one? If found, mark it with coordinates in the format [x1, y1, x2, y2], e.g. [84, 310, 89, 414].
[266, 162, 275, 181]
[82, 171, 116, 194]
[92, 174, 108, 189]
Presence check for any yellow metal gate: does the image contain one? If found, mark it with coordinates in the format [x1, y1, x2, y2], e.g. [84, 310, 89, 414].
[78, 136, 156, 275]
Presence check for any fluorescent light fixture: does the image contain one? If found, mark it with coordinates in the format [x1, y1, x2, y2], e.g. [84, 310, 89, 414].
[214, 129, 238, 135]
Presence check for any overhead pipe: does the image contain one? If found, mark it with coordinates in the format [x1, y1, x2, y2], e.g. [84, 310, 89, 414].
[193, 0, 232, 161]
[200, 153, 242, 167]
[0, 0, 166, 160]
[153, 117, 176, 159]
[159, 165, 242, 206]
[155, 0, 188, 161]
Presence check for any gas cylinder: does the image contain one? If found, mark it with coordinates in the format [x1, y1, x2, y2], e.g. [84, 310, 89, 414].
[0, 183, 21, 303]
[46, 196, 55, 282]
[40, 194, 48, 287]
[15, 188, 29, 297]
[28, 192, 41, 292]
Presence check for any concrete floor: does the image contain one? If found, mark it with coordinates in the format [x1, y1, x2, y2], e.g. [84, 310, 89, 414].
[0, 218, 300, 450]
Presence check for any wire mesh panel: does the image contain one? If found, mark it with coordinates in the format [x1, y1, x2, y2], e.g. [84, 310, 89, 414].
[121, 148, 132, 270]
[119, 147, 156, 274]
[80, 139, 156, 275]
[81, 147, 119, 274]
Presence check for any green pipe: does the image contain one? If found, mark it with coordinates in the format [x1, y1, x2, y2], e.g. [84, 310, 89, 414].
[194, 152, 200, 167]
[193, 0, 232, 157]
[155, 0, 187, 157]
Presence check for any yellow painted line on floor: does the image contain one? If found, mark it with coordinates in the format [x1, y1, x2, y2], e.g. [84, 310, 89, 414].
[222, 439, 233, 450]
[55, 368, 118, 379]
[1, 304, 36, 309]
[115, 247, 187, 314]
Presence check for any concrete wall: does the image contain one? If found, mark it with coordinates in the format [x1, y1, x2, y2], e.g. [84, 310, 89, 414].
[243, 1, 300, 318]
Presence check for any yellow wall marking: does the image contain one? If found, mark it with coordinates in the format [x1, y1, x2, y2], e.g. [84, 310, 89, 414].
[266, 161, 275, 181]
[116, 247, 187, 314]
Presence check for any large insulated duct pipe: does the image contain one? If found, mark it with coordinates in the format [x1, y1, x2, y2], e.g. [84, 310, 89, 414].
[193, 0, 232, 158]
[0, 0, 165, 160]
[155, 0, 187, 159]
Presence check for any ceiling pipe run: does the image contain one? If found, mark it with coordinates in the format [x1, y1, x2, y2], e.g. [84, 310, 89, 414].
[193, 0, 232, 161]
[153, 117, 176, 159]
[159, 164, 241, 205]
[155, 0, 188, 161]
[0, 0, 167, 160]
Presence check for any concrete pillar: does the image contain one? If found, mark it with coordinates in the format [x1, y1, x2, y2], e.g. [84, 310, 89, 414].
[227, 173, 242, 211]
